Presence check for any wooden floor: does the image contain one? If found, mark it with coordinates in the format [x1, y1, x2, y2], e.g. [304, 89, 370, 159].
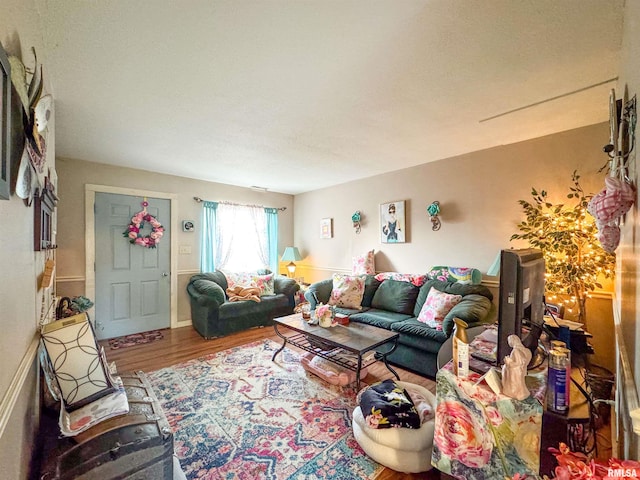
[100, 325, 442, 480]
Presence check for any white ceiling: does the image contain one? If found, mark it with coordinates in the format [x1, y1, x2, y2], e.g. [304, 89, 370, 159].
[42, 0, 624, 195]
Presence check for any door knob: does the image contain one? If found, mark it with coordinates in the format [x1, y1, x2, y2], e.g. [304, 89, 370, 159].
[161, 272, 169, 277]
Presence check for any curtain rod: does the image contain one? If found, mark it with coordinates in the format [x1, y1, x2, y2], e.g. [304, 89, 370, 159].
[193, 196, 286, 211]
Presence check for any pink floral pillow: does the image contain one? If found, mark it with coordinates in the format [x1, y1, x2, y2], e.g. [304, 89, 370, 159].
[223, 271, 274, 296]
[374, 272, 427, 287]
[251, 273, 275, 296]
[352, 250, 375, 275]
[328, 274, 366, 309]
[417, 288, 463, 330]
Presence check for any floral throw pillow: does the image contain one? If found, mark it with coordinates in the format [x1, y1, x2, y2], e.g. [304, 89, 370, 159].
[251, 273, 275, 296]
[374, 272, 427, 287]
[223, 271, 254, 289]
[352, 250, 375, 275]
[417, 288, 463, 330]
[223, 271, 274, 296]
[328, 274, 366, 310]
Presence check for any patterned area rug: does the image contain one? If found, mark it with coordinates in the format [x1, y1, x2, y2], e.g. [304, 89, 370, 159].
[147, 340, 383, 480]
[108, 329, 164, 349]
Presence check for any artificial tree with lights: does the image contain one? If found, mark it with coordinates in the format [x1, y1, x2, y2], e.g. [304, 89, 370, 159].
[510, 171, 615, 326]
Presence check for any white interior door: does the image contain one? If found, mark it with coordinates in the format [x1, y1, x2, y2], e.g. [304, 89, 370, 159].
[93, 192, 171, 339]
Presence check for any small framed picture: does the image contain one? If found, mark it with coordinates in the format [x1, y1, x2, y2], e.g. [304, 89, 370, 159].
[380, 200, 406, 243]
[182, 220, 195, 232]
[320, 218, 333, 239]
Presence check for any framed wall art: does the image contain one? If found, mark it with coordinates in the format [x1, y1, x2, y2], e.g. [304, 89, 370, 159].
[0, 44, 11, 200]
[320, 217, 333, 239]
[380, 200, 405, 243]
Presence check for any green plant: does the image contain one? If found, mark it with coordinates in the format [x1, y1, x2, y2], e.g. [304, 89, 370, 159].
[510, 171, 615, 325]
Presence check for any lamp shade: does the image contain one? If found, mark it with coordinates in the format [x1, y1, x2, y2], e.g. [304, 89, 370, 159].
[281, 247, 302, 262]
[487, 251, 502, 276]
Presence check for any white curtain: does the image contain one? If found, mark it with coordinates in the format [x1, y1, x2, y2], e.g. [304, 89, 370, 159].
[214, 203, 269, 272]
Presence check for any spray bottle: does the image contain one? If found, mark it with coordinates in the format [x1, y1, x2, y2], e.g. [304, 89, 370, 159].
[452, 318, 470, 377]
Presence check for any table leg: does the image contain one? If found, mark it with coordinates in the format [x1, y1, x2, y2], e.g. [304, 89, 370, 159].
[377, 338, 400, 381]
[356, 355, 363, 391]
[272, 324, 288, 361]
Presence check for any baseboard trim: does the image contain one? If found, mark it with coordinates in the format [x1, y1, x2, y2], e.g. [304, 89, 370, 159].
[0, 334, 39, 440]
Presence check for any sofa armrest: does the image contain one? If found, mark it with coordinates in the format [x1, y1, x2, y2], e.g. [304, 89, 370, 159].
[442, 294, 494, 337]
[304, 279, 333, 309]
[274, 275, 300, 297]
[187, 274, 226, 309]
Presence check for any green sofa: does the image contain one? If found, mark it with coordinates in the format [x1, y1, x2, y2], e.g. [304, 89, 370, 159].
[187, 270, 300, 339]
[304, 275, 494, 378]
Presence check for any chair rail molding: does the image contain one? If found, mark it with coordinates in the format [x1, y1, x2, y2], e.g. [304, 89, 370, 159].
[0, 334, 39, 439]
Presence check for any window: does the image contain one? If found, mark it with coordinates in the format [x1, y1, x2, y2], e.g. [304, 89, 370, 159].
[200, 202, 278, 273]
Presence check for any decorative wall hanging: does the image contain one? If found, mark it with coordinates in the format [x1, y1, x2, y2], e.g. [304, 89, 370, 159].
[0, 43, 11, 200]
[352, 211, 362, 234]
[320, 217, 333, 239]
[380, 200, 405, 243]
[8, 48, 50, 202]
[123, 199, 165, 248]
[34, 175, 58, 250]
[589, 88, 637, 253]
[427, 201, 441, 231]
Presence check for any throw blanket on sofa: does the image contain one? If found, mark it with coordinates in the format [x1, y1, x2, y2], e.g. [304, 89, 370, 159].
[359, 379, 421, 429]
[226, 285, 262, 303]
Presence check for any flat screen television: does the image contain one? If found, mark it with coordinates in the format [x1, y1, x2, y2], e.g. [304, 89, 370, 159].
[496, 248, 546, 366]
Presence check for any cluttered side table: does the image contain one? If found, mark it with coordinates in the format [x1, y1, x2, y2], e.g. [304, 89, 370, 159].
[432, 324, 593, 479]
[431, 363, 546, 479]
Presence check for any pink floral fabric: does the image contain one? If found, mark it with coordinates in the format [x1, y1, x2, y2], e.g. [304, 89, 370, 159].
[223, 271, 275, 296]
[327, 274, 366, 309]
[352, 250, 375, 275]
[417, 288, 462, 330]
[434, 399, 493, 468]
[432, 366, 544, 477]
[374, 272, 427, 287]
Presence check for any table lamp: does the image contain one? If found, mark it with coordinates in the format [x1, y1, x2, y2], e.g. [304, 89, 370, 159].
[281, 246, 302, 277]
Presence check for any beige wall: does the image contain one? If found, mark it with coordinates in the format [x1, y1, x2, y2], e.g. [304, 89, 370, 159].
[55, 158, 295, 323]
[0, 1, 53, 477]
[294, 123, 616, 368]
[295, 122, 610, 278]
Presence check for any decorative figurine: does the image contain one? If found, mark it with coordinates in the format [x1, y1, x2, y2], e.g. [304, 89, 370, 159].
[501, 335, 532, 400]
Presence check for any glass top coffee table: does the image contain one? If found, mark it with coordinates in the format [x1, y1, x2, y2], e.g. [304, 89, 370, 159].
[272, 313, 400, 390]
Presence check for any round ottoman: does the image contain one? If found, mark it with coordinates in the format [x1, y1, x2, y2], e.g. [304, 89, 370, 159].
[352, 381, 436, 473]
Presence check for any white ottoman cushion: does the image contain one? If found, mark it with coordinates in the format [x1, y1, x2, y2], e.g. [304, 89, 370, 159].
[352, 381, 435, 473]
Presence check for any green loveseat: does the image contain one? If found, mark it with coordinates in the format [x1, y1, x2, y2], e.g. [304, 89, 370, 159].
[187, 270, 300, 339]
[304, 275, 494, 378]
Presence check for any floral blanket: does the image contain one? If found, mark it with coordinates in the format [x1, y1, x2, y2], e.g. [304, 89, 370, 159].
[431, 367, 543, 478]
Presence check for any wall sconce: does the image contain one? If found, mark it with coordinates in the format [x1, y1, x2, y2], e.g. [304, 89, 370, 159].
[281, 246, 302, 277]
[427, 201, 441, 231]
[352, 211, 362, 234]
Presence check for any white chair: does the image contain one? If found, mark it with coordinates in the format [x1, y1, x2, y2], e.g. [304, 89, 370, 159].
[352, 381, 436, 473]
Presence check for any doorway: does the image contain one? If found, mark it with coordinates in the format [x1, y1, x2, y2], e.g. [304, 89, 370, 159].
[85, 185, 178, 340]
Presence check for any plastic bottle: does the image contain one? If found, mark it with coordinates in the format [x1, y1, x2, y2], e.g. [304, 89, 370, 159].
[452, 318, 470, 377]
